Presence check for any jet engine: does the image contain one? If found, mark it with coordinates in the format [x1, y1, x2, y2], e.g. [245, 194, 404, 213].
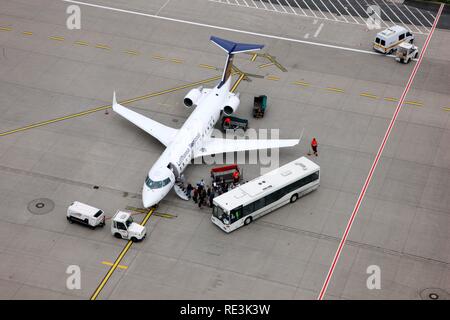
[183, 87, 203, 108]
[223, 93, 240, 116]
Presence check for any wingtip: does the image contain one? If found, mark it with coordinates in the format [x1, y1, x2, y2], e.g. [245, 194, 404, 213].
[298, 128, 305, 143]
[112, 91, 119, 111]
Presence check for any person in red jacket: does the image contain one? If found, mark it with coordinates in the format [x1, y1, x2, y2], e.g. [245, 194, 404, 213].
[232, 170, 240, 183]
[311, 138, 318, 156]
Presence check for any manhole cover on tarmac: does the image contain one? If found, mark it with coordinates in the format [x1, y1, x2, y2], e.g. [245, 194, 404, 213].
[419, 288, 449, 300]
[27, 198, 55, 215]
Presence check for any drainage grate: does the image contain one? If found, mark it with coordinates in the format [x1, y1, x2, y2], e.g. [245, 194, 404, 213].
[27, 198, 55, 215]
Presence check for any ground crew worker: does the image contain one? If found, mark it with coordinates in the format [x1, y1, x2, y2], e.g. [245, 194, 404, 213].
[232, 170, 240, 183]
[223, 117, 231, 129]
[311, 137, 318, 156]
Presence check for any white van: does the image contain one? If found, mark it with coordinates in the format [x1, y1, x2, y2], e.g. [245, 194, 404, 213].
[111, 210, 146, 242]
[373, 25, 414, 54]
[67, 201, 106, 229]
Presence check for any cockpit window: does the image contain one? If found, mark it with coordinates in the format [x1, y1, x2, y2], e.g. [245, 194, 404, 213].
[145, 176, 171, 189]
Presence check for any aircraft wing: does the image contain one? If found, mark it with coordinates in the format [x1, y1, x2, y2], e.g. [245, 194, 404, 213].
[112, 92, 178, 147]
[193, 135, 302, 158]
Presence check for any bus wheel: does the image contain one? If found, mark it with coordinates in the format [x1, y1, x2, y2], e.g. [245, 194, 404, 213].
[290, 194, 299, 203]
[244, 217, 252, 225]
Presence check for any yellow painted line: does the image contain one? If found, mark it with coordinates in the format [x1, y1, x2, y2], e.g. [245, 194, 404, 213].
[231, 73, 246, 93]
[0, 26, 12, 31]
[250, 53, 257, 62]
[442, 107, 450, 112]
[154, 212, 177, 219]
[95, 44, 110, 50]
[125, 50, 139, 56]
[49, 36, 65, 41]
[152, 55, 165, 60]
[405, 101, 423, 107]
[74, 40, 89, 46]
[198, 64, 217, 70]
[292, 81, 310, 87]
[266, 75, 280, 81]
[360, 92, 378, 99]
[101, 261, 128, 270]
[258, 62, 274, 69]
[0, 75, 222, 137]
[326, 87, 345, 93]
[384, 97, 398, 102]
[22, 31, 33, 36]
[170, 58, 183, 64]
[90, 207, 155, 300]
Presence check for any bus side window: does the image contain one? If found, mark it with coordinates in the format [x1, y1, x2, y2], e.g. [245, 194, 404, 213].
[243, 203, 253, 216]
[254, 198, 265, 211]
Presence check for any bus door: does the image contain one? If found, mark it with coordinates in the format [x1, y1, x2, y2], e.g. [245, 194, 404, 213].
[230, 206, 243, 223]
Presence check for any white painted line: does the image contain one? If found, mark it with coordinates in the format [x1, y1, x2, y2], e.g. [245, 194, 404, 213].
[328, 0, 350, 23]
[403, 4, 430, 32]
[318, 0, 339, 22]
[274, 0, 289, 13]
[314, 22, 324, 37]
[258, 0, 269, 10]
[155, 0, 171, 16]
[413, 6, 433, 28]
[284, 0, 299, 15]
[292, 0, 308, 16]
[356, 0, 389, 28]
[344, 0, 366, 25]
[301, 0, 318, 18]
[380, 0, 412, 33]
[309, 0, 328, 19]
[392, 2, 422, 34]
[336, 0, 359, 24]
[267, 0, 279, 12]
[317, 2, 444, 301]
[63, 0, 399, 56]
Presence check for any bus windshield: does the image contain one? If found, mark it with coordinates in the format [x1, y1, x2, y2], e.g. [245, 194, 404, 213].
[212, 205, 229, 225]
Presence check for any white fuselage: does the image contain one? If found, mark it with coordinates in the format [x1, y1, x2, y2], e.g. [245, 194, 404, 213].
[142, 79, 232, 207]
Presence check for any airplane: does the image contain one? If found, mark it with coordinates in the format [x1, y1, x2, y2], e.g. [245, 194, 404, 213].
[112, 36, 302, 208]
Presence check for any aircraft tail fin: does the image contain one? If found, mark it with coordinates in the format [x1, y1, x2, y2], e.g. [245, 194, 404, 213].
[210, 36, 264, 88]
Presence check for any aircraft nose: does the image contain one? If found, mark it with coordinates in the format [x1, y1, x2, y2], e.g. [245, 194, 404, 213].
[142, 185, 166, 208]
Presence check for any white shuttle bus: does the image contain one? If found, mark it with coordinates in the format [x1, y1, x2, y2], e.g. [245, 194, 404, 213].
[211, 156, 320, 233]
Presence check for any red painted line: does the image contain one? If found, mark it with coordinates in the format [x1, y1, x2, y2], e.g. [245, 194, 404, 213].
[317, 4, 444, 300]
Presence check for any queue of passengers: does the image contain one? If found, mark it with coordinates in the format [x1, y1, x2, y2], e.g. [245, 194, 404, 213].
[184, 178, 241, 209]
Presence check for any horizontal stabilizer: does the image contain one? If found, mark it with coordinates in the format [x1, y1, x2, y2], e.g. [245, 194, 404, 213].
[210, 36, 264, 54]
